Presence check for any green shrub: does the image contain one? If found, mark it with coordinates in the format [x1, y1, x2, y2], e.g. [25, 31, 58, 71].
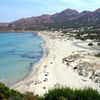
[24, 92, 39, 100]
[44, 87, 100, 100]
[88, 42, 93, 46]
[95, 53, 100, 57]
[0, 83, 100, 100]
[74, 88, 100, 100]
[97, 43, 100, 46]
[0, 83, 24, 100]
[44, 87, 75, 100]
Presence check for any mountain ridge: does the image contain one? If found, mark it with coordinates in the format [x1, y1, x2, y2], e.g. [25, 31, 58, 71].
[0, 8, 100, 31]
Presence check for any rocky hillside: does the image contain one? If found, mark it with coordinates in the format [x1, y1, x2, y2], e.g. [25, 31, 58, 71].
[0, 8, 100, 31]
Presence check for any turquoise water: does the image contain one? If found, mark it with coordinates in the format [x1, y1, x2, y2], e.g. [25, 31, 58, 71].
[0, 32, 43, 86]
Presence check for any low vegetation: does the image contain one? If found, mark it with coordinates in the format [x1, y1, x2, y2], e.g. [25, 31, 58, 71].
[44, 87, 100, 100]
[74, 30, 100, 41]
[95, 53, 100, 57]
[0, 83, 100, 100]
[97, 43, 100, 46]
[88, 42, 93, 46]
[62, 29, 100, 41]
[0, 83, 24, 100]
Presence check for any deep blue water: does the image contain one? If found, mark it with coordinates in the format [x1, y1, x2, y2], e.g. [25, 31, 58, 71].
[0, 32, 43, 86]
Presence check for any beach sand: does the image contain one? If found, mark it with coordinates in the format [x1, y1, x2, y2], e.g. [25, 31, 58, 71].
[12, 31, 99, 95]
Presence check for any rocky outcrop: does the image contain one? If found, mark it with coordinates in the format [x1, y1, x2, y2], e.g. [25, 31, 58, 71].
[62, 51, 100, 85]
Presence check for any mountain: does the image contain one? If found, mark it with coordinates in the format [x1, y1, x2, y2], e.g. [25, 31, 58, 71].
[0, 8, 100, 31]
[72, 9, 100, 28]
[0, 23, 9, 27]
[95, 8, 100, 12]
[7, 14, 53, 31]
[51, 9, 79, 22]
[80, 11, 91, 16]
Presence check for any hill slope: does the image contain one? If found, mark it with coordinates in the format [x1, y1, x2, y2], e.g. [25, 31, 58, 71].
[0, 8, 100, 31]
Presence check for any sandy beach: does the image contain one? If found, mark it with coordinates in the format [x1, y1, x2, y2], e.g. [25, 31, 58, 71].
[12, 31, 100, 95]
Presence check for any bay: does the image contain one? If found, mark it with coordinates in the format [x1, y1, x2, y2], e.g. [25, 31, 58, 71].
[0, 32, 43, 86]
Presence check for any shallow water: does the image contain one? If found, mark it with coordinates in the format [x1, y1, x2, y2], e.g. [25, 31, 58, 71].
[0, 32, 43, 86]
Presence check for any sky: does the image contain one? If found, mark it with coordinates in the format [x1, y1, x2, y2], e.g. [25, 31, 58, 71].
[0, 0, 100, 22]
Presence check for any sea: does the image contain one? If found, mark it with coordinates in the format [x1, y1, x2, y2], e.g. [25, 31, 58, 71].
[0, 32, 43, 86]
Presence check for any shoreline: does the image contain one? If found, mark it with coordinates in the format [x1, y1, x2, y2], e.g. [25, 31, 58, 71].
[0, 32, 44, 87]
[12, 31, 100, 95]
[4, 32, 45, 87]
[12, 31, 49, 89]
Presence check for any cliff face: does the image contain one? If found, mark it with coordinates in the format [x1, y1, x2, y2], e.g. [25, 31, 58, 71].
[0, 8, 100, 31]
